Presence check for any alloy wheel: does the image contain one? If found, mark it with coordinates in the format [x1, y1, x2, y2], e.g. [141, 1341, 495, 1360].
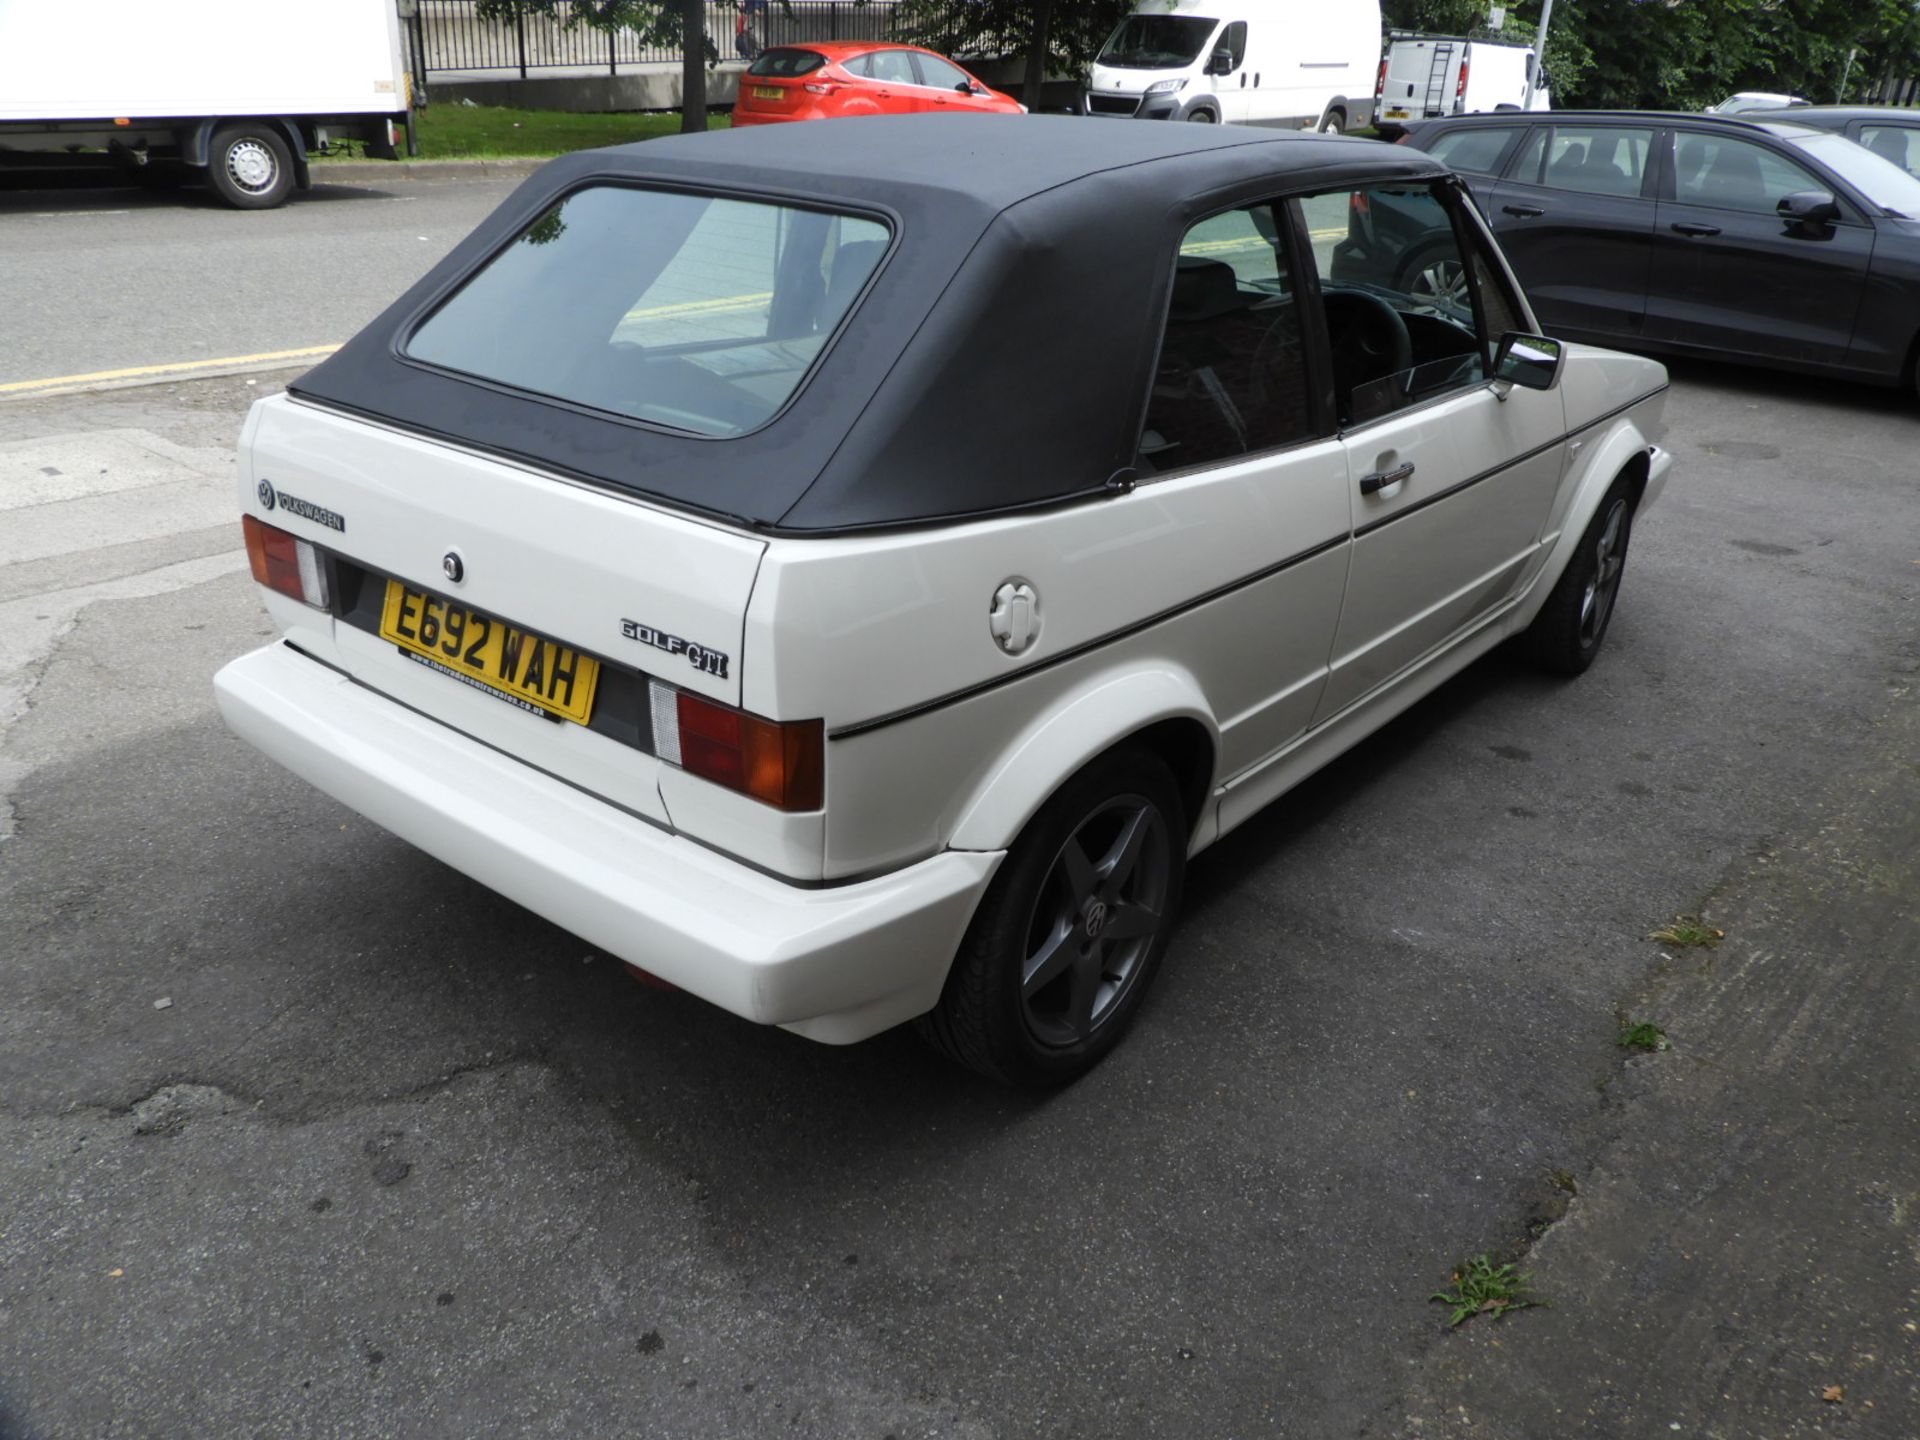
[1579, 498, 1629, 647]
[1019, 794, 1172, 1048]
[1409, 258, 1469, 309]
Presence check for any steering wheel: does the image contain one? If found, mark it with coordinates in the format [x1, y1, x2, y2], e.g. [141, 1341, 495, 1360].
[1322, 290, 1413, 408]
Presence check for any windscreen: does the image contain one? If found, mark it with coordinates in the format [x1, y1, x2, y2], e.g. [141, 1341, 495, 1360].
[1780, 130, 1920, 218]
[405, 186, 890, 438]
[1097, 16, 1218, 69]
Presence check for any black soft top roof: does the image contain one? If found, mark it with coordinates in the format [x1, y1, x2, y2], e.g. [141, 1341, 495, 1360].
[293, 115, 1447, 533]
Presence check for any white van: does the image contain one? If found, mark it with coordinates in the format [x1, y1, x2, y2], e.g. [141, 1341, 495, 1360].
[1373, 33, 1549, 139]
[1086, 0, 1382, 133]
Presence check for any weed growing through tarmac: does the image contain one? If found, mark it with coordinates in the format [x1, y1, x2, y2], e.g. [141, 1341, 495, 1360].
[1618, 1020, 1668, 1052]
[1430, 1254, 1543, 1328]
[1648, 915, 1725, 948]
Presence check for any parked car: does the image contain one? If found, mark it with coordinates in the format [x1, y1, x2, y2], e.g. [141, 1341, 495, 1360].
[1085, 0, 1380, 131]
[1707, 92, 1808, 114]
[1777, 106, 1920, 178]
[731, 42, 1021, 126]
[214, 116, 1671, 1086]
[1374, 31, 1549, 140]
[1397, 110, 1920, 397]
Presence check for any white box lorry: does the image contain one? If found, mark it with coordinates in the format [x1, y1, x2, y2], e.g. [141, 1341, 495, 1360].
[0, 0, 411, 209]
[1085, 0, 1382, 133]
[1373, 33, 1549, 139]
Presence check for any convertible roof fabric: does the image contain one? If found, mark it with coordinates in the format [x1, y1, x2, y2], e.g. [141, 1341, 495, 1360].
[291, 115, 1447, 533]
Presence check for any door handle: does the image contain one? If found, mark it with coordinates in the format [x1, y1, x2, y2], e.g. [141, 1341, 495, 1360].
[1502, 203, 1545, 218]
[1360, 461, 1415, 496]
[1670, 221, 1721, 237]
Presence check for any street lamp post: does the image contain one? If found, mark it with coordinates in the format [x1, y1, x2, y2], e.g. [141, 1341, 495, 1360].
[1522, 0, 1557, 111]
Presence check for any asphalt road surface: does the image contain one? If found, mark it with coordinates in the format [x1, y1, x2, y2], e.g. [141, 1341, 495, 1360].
[1, 173, 1917, 1439]
[0, 170, 523, 387]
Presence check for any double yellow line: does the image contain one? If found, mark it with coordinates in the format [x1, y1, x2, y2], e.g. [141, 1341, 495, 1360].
[0, 344, 342, 400]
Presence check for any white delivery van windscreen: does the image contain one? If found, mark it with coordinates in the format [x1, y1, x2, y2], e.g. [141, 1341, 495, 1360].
[1096, 8, 1222, 74]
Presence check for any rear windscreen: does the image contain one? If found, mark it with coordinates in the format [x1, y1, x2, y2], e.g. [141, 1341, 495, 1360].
[404, 186, 890, 439]
[748, 48, 827, 77]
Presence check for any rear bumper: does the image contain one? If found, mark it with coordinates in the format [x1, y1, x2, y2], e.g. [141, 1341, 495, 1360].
[214, 642, 1000, 1044]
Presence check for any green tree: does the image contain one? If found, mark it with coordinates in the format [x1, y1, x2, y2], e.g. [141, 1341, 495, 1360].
[898, 0, 1136, 107]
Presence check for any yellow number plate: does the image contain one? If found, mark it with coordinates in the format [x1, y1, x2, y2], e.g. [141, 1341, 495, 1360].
[752, 85, 784, 100]
[378, 581, 600, 726]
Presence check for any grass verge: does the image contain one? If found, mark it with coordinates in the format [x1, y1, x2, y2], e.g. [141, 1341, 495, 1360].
[320, 105, 730, 161]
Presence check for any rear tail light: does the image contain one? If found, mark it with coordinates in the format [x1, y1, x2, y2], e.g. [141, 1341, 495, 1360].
[803, 81, 838, 95]
[243, 515, 329, 609]
[649, 680, 823, 811]
[1374, 58, 1386, 99]
[1456, 59, 1469, 103]
[1349, 190, 1371, 216]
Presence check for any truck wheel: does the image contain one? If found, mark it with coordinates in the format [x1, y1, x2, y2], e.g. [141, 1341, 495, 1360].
[1319, 109, 1347, 134]
[1185, 108, 1216, 123]
[916, 746, 1186, 1087]
[207, 123, 295, 210]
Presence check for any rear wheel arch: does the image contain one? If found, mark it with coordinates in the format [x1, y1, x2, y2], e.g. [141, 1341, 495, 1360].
[946, 670, 1218, 854]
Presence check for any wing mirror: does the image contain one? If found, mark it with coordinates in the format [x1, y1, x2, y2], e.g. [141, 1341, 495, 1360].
[1207, 49, 1235, 77]
[1778, 189, 1840, 227]
[1492, 332, 1564, 394]
[955, 80, 975, 94]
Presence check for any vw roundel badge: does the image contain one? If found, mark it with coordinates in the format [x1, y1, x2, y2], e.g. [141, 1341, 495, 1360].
[257, 479, 277, 511]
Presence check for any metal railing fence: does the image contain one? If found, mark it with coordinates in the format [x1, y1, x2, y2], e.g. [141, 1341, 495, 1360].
[412, 1, 952, 78]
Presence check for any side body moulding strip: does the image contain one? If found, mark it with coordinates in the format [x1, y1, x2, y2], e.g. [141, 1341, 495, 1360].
[831, 385, 1668, 743]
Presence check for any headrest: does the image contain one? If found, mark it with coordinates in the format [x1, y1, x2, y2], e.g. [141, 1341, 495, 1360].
[1169, 256, 1253, 323]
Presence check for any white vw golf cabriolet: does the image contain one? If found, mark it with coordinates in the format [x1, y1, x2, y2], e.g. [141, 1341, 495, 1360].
[215, 116, 1671, 1085]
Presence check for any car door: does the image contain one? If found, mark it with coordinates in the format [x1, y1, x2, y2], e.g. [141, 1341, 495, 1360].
[1136, 200, 1351, 781]
[1304, 180, 1567, 725]
[1209, 21, 1252, 124]
[909, 50, 984, 114]
[1646, 128, 1874, 367]
[857, 48, 925, 113]
[1482, 120, 1659, 341]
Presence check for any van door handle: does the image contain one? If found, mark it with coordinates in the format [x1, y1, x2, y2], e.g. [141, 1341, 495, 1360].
[1670, 221, 1721, 237]
[1360, 462, 1415, 496]
[1502, 203, 1545, 218]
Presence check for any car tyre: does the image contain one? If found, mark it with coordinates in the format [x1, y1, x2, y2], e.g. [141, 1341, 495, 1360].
[1523, 475, 1637, 676]
[1320, 109, 1346, 134]
[207, 123, 295, 210]
[1186, 108, 1217, 123]
[917, 746, 1186, 1087]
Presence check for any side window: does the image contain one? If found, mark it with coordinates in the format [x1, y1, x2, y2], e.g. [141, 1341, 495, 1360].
[1672, 134, 1820, 213]
[1140, 204, 1314, 473]
[1427, 126, 1521, 177]
[1219, 20, 1247, 70]
[842, 53, 871, 78]
[866, 49, 919, 85]
[1512, 124, 1653, 196]
[1302, 183, 1489, 427]
[912, 52, 971, 90]
[1860, 125, 1920, 178]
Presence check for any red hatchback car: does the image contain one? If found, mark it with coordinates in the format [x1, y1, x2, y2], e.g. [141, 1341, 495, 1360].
[732, 42, 1024, 126]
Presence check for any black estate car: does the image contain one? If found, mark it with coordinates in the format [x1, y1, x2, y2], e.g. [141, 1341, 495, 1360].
[1396, 111, 1920, 398]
